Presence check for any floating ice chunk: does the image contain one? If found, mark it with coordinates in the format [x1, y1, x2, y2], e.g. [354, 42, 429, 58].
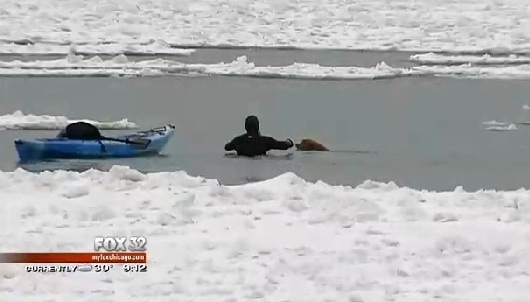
[485, 124, 517, 131]
[410, 53, 530, 65]
[412, 64, 530, 80]
[0, 110, 138, 130]
[194, 56, 418, 80]
[483, 120, 508, 126]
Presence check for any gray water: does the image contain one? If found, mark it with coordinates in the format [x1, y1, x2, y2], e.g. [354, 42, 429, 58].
[1, 49, 530, 191]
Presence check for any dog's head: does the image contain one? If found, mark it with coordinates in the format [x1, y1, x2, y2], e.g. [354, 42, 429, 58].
[295, 139, 329, 151]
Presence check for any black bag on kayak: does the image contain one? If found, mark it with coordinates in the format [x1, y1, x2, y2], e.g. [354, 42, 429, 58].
[58, 122, 102, 140]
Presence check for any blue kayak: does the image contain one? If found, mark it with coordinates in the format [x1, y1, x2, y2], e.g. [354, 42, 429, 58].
[15, 124, 175, 162]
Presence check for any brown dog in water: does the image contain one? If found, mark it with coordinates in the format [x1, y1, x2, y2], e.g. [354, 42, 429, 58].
[295, 138, 329, 151]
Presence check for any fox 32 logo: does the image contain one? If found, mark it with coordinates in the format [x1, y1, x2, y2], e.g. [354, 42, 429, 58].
[94, 236, 147, 252]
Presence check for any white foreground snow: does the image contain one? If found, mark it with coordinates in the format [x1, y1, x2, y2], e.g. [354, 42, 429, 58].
[0, 166, 528, 301]
[0, 111, 137, 130]
[410, 53, 530, 65]
[1, 0, 530, 53]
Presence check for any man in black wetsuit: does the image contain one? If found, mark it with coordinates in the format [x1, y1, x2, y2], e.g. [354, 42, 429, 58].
[224, 115, 294, 157]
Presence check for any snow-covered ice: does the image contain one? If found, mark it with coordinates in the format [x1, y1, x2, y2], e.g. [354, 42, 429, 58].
[0, 68, 162, 77]
[0, 165, 529, 301]
[7, 54, 530, 80]
[0, 53, 188, 70]
[0, 110, 137, 130]
[412, 64, 530, 80]
[1, 0, 530, 53]
[0, 41, 195, 56]
[0, 55, 420, 80]
[195, 56, 417, 80]
[410, 53, 530, 65]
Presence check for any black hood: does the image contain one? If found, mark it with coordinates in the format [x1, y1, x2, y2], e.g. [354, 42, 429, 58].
[245, 115, 260, 135]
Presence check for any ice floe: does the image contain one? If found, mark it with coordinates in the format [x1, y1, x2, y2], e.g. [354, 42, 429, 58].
[0, 110, 138, 130]
[484, 123, 518, 131]
[412, 64, 530, 80]
[0, 55, 419, 80]
[410, 53, 530, 65]
[4, 55, 530, 80]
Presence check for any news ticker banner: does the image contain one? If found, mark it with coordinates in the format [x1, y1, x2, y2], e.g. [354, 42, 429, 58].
[0, 236, 148, 264]
[0, 252, 147, 264]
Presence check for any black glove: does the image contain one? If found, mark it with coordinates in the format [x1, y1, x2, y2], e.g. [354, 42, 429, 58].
[286, 139, 294, 147]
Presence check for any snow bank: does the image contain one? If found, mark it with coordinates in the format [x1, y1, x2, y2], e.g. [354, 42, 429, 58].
[410, 53, 530, 65]
[0, 166, 528, 301]
[0, 41, 195, 56]
[1, 0, 530, 53]
[0, 111, 137, 130]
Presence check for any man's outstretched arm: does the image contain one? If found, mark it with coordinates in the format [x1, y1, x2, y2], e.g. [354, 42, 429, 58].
[266, 137, 294, 150]
[225, 138, 236, 151]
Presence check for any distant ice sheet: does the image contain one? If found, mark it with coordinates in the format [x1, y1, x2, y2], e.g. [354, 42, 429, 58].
[0, 0, 530, 53]
[0, 41, 195, 56]
[0, 110, 138, 130]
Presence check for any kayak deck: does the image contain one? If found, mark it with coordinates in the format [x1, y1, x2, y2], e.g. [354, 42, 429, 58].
[15, 124, 175, 161]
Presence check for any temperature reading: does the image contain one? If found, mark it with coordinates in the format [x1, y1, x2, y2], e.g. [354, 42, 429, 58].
[94, 264, 113, 272]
